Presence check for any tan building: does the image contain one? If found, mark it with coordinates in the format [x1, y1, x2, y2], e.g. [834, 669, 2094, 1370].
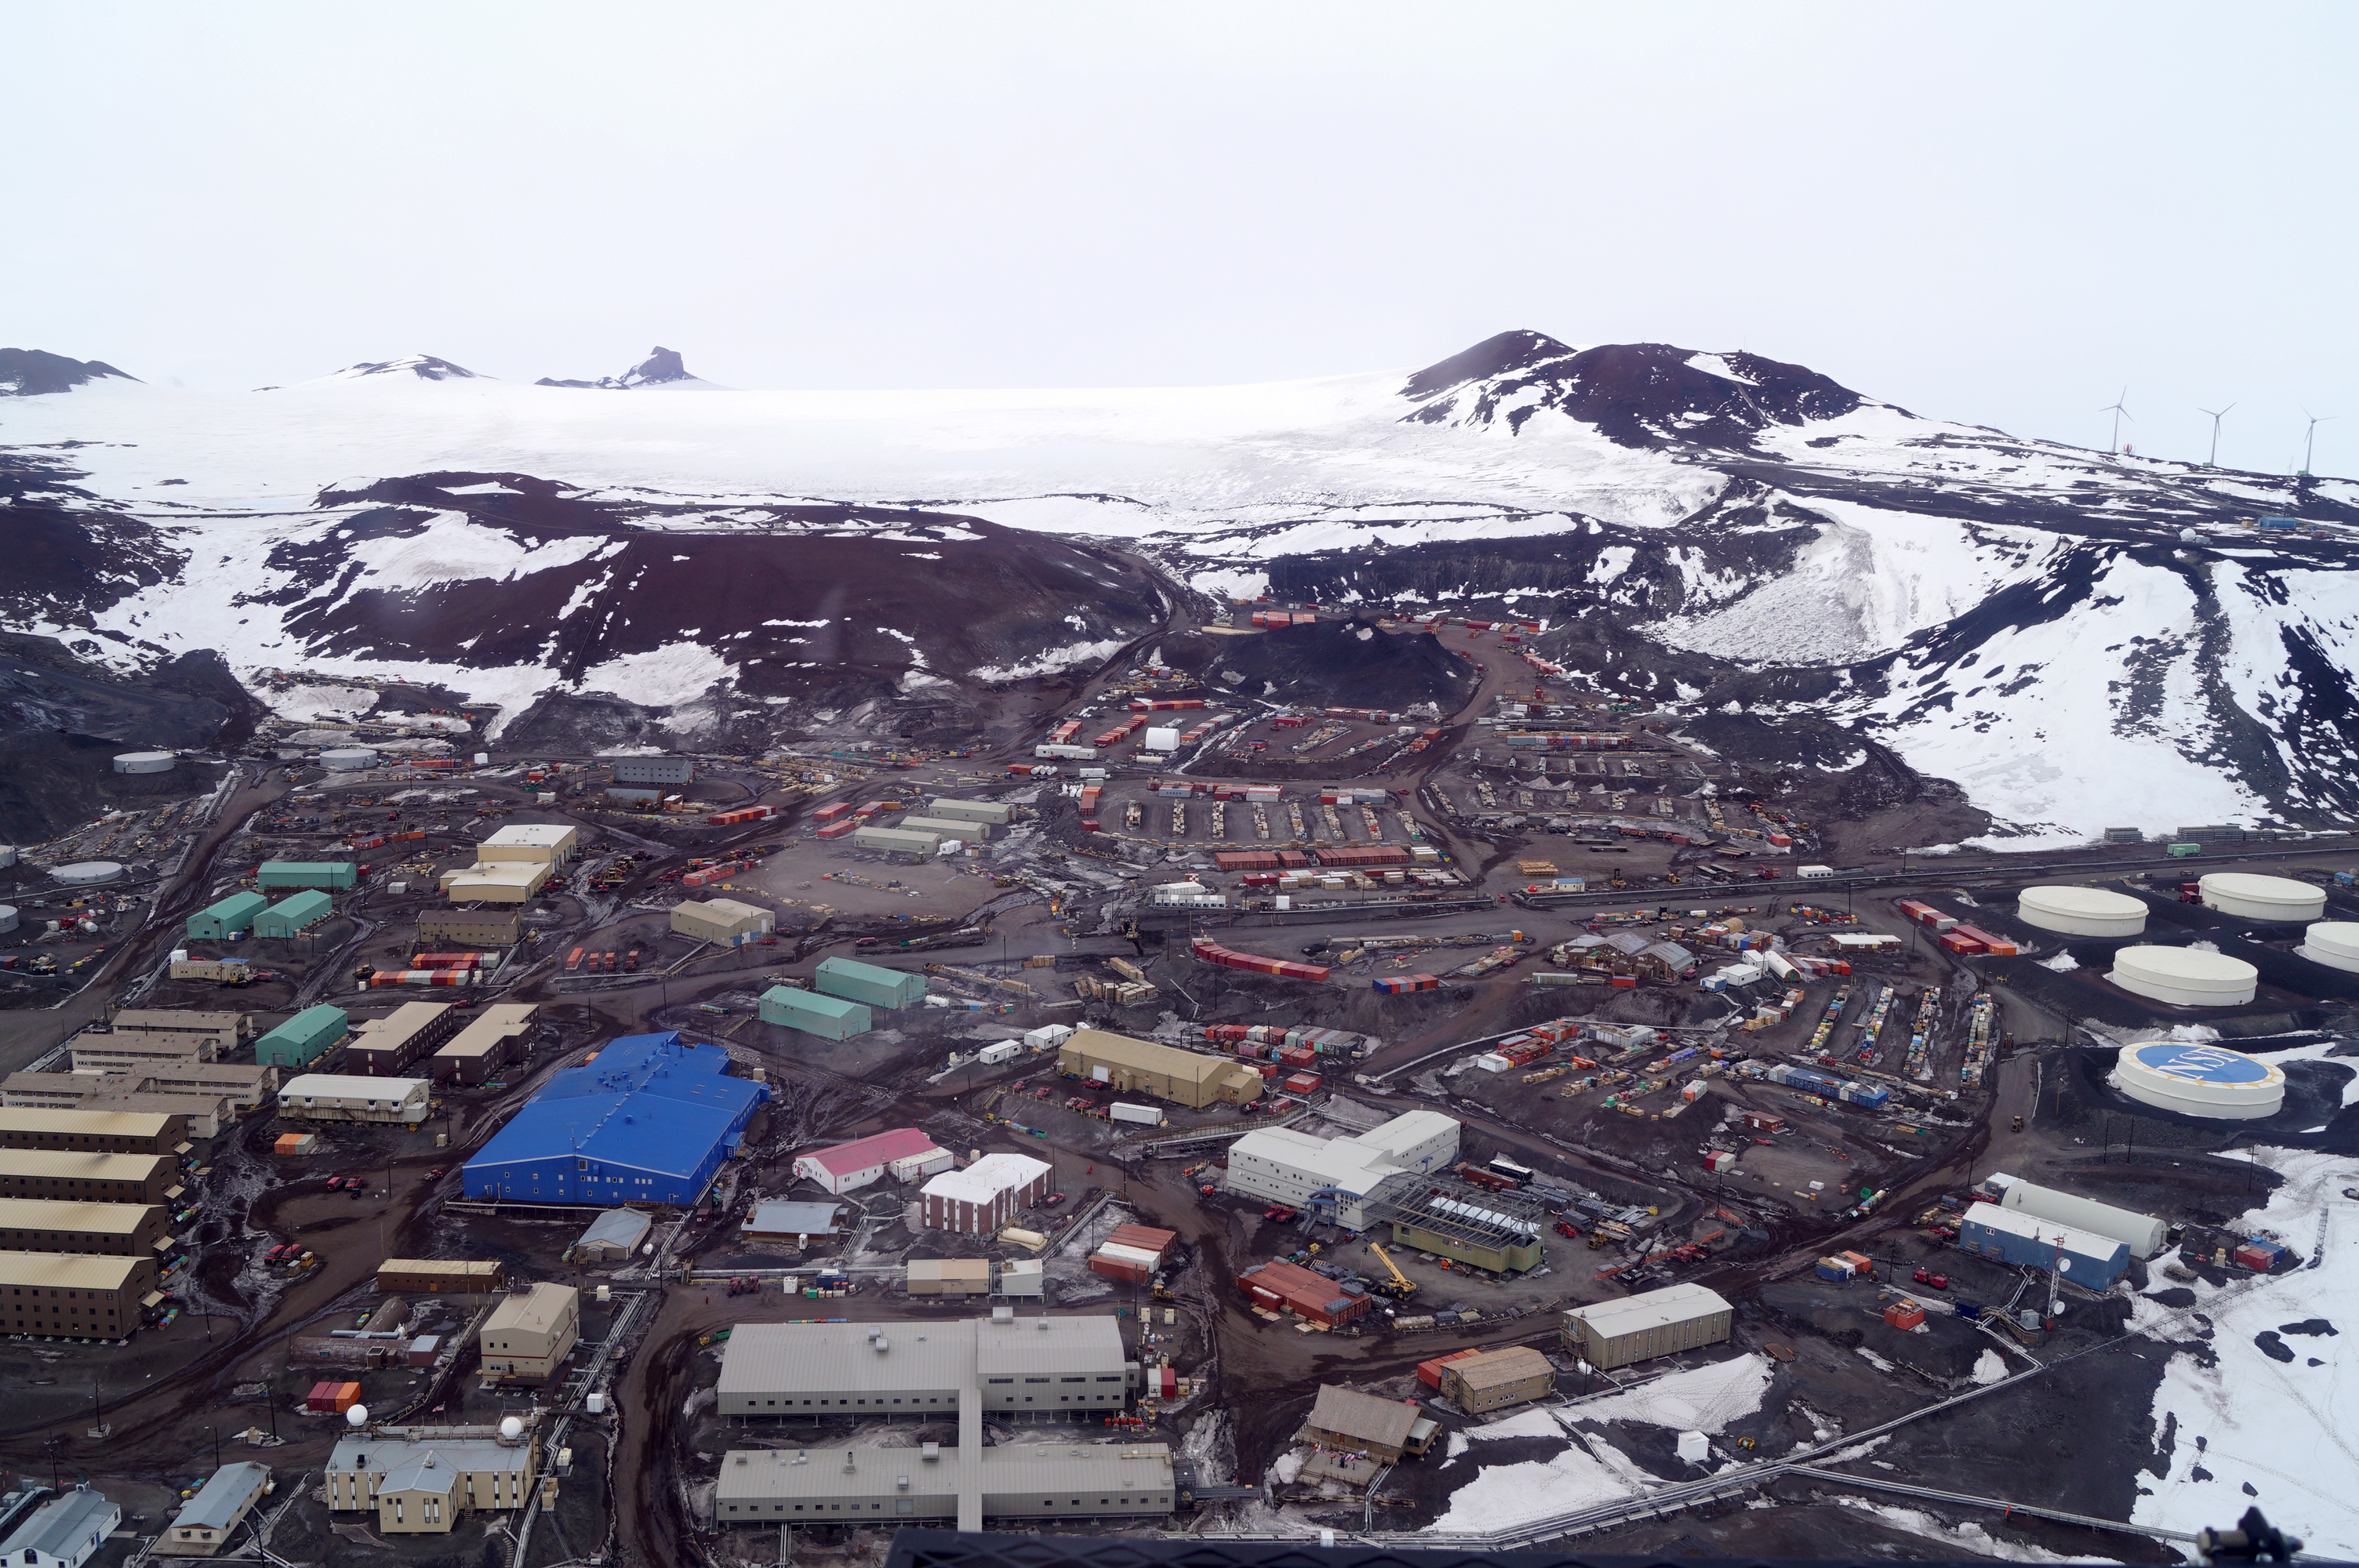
[1300, 1384, 1437, 1462]
[1561, 1282, 1734, 1370]
[0, 1148, 180, 1207]
[0, 1107, 188, 1156]
[0, 1196, 171, 1258]
[327, 1424, 540, 1534]
[124, 1061, 275, 1112]
[478, 823, 579, 867]
[429, 1003, 536, 1085]
[671, 898, 775, 946]
[1441, 1345, 1556, 1414]
[71, 1031, 220, 1073]
[1055, 1029, 1264, 1109]
[906, 1258, 991, 1296]
[0, 1250, 159, 1339]
[156, 1461, 272, 1556]
[380, 1258, 505, 1294]
[438, 861, 551, 904]
[416, 909, 523, 946]
[107, 1010, 251, 1054]
[479, 1283, 580, 1382]
[276, 1075, 431, 1125]
[347, 1003, 463, 1076]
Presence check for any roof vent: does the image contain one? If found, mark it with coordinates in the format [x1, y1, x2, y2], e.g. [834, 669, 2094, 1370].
[921, 1443, 941, 1462]
[842, 1450, 856, 1475]
[793, 1450, 809, 1466]
[1037, 1316, 1050, 1330]
[990, 1306, 1013, 1325]
[896, 1475, 911, 1490]
[874, 1336, 889, 1354]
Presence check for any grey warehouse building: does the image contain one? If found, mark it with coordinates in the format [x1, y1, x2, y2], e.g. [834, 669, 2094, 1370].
[605, 757, 695, 786]
[1562, 1281, 1734, 1370]
[714, 1442, 1173, 1527]
[717, 1312, 1130, 1419]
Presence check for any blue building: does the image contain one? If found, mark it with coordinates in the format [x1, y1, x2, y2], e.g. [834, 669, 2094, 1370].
[463, 1031, 767, 1206]
[1957, 1202, 2128, 1284]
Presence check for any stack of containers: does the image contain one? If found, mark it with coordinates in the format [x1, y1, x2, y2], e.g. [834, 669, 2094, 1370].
[1370, 974, 1440, 993]
[1190, 937, 1330, 982]
[410, 952, 485, 970]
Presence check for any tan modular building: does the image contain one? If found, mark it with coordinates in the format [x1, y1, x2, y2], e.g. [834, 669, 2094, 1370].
[1561, 1281, 1735, 1370]
[0, 1196, 170, 1258]
[156, 1460, 272, 1556]
[0, 1107, 188, 1156]
[851, 826, 942, 856]
[0, 1250, 159, 1339]
[128, 1062, 275, 1113]
[327, 1424, 539, 1534]
[478, 823, 580, 867]
[430, 1003, 537, 1085]
[480, 1282, 580, 1382]
[0, 1148, 180, 1207]
[1301, 1384, 1436, 1462]
[714, 1442, 1174, 1526]
[1055, 1029, 1264, 1108]
[900, 815, 990, 842]
[925, 799, 1014, 826]
[906, 1258, 991, 1296]
[1441, 1345, 1557, 1414]
[62, 1091, 229, 1140]
[380, 1258, 504, 1294]
[438, 861, 551, 904]
[71, 1030, 221, 1072]
[348, 1003, 463, 1076]
[416, 909, 523, 946]
[108, 1010, 251, 1054]
[169, 958, 256, 983]
[671, 898, 776, 946]
[277, 1074, 431, 1125]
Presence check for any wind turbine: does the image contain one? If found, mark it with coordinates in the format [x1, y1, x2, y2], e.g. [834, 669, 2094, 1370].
[2197, 403, 2234, 468]
[2300, 408, 2334, 477]
[2102, 388, 2133, 456]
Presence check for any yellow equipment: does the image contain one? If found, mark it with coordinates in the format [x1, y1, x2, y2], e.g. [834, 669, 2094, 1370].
[1368, 1243, 1419, 1299]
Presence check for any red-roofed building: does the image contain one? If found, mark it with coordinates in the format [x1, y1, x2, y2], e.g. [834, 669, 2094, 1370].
[1235, 1258, 1373, 1327]
[791, 1127, 947, 1194]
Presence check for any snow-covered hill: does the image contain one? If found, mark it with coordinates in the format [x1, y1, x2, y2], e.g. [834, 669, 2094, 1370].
[2, 331, 2354, 844]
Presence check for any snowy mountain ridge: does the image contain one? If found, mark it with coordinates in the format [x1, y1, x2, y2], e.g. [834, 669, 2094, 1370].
[2, 329, 2355, 844]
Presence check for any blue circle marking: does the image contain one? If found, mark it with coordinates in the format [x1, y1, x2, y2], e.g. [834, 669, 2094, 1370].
[2131, 1042, 2271, 1084]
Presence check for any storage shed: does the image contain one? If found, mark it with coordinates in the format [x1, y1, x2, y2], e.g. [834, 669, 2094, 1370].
[186, 891, 268, 942]
[1561, 1282, 1734, 1370]
[257, 862, 357, 891]
[759, 985, 870, 1040]
[814, 958, 926, 1011]
[253, 890, 334, 939]
[907, 1258, 991, 1296]
[671, 898, 776, 946]
[573, 1207, 654, 1262]
[850, 826, 941, 856]
[256, 1005, 351, 1069]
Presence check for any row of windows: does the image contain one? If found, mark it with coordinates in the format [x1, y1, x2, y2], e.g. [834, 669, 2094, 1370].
[6, 1287, 121, 1300]
[743, 1387, 1121, 1410]
[723, 1497, 1162, 1515]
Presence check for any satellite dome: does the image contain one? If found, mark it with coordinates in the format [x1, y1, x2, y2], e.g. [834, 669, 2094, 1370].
[346, 1404, 369, 1428]
[500, 1416, 525, 1440]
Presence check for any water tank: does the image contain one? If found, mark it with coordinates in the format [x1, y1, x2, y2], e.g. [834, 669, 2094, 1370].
[320, 747, 378, 771]
[50, 861, 124, 887]
[0, 908, 14, 936]
[2197, 872, 2325, 923]
[112, 750, 177, 775]
[2016, 884, 2146, 938]
[2113, 1039, 2285, 1120]
[2107, 945, 2257, 1007]
[2299, 922, 2359, 975]
[0, 846, 14, 869]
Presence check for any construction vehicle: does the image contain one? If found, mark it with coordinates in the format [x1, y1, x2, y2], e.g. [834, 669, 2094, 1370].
[1366, 1243, 1419, 1300]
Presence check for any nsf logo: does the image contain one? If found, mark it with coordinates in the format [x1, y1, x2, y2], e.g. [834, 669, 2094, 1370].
[2139, 1043, 2266, 1083]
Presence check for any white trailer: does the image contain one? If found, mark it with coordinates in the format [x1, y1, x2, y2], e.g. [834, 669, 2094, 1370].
[1108, 1102, 1165, 1127]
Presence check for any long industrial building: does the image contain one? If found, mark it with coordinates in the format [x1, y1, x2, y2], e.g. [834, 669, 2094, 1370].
[276, 1075, 431, 1125]
[1225, 1109, 1459, 1228]
[0, 1251, 160, 1339]
[0, 1149, 180, 1207]
[0, 1196, 171, 1258]
[1562, 1282, 1734, 1369]
[0, 1108, 188, 1156]
[463, 1032, 766, 1204]
[1956, 1203, 2130, 1283]
[713, 1442, 1173, 1526]
[1986, 1172, 2167, 1257]
[1054, 1029, 1264, 1108]
[717, 1312, 1129, 1419]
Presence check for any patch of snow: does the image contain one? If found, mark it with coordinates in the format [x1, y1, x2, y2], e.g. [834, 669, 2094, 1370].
[970, 639, 1126, 684]
[1971, 1349, 2009, 1385]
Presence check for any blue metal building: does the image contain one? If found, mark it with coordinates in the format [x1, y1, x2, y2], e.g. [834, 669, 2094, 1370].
[1956, 1202, 2128, 1284]
[463, 1031, 767, 1205]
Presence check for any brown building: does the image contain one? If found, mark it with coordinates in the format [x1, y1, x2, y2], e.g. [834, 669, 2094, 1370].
[1234, 1259, 1373, 1327]
[479, 1283, 580, 1382]
[1300, 1384, 1437, 1462]
[0, 1250, 160, 1339]
[918, 1152, 1052, 1235]
[1055, 1029, 1263, 1108]
[0, 1196, 172, 1258]
[348, 1002, 465, 1076]
[415, 909, 523, 947]
[0, 1149, 180, 1207]
[107, 1009, 252, 1053]
[430, 1004, 537, 1084]
[379, 1258, 505, 1294]
[0, 1107, 189, 1156]
[1440, 1345, 1556, 1414]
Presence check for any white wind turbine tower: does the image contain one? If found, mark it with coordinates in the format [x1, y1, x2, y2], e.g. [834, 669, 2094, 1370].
[2197, 403, 2234, 468]
[2103, 389, 2133, 456]
[2300, 409, 2334, 477]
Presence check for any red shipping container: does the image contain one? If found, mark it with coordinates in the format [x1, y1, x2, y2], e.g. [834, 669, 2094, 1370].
[814, 819, 856, 839]
[812, 801, 852, 822]
[1611, 975, 1637, 988]
[1417, 1348, 1481, 1388]
[1089, 1254, 1151, 1284]
[1255, 1062, 1281, 1080]
[1939, 932, 1986, 954]
[306, 1381, 341, 1413]
[1884, 1303, 1925, 1330]
[1282, 1073, 1322, 1094]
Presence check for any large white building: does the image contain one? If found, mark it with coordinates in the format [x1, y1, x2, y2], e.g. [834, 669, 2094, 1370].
[1226, 1109, 1459, 1228]
[276, 1074, 431, 1125]
[717, 1311, 1130, 1418]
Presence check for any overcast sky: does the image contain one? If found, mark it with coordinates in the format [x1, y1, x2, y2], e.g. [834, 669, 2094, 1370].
[6, 3, 2354, 471]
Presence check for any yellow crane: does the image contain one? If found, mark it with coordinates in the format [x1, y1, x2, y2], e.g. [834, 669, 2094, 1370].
[1367, 1243, 1419, 1300]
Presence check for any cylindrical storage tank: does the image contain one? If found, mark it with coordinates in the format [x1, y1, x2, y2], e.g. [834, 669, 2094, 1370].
[112, 750, 177, 774]
[320, 746, 379, 771]
[2017, 884, 2147, 938]
[0, 846, 15, 869]
[1994, 1176, 2168, 1258]
[2197, 873, 2325, 923]
[0, 906, 16, 935]
[2113, 1040, 2285, 1120]
[2108, 945, 2258, 1007]
[2298, 922, 2359, 975]
[50, 861, 125, 887]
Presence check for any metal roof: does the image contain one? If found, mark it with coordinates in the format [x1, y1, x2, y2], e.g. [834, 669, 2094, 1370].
[797, 1127, 940, 1177]
[1564, 1281, 1733, 1340]
[1307, 1385, 1417, 1450]
[1959, 1202, 2125, 1258]
[0, 1196, 156, 1233]
[745, 1200, 844, 1236]
[438, 1003, 536, 1058]
[716, 1443, 1170, 1508]
[578, 1208, 654, 1250]
[0, 1148, 168, 1183]
[112, 1010, 245, 1034]
[466, 1032, 766, 1180]
[718, 1315, 1125, 1399]
[377, 1450, 460, 1495]
[483, 1282, 576, 1339]
[482, 823, 577, 848]
[0, 1488, 118, 1561]
[170, 1462, 271, 1532]
[1448, 1345, 1554, 1392]
[922, 1152, 1050, 1206]
[352, 1001, 453, 1047]
[1060, 1029, 1233, 1086]
[329, 1431, 533, 1479]
[280, 1074, 430, 1102]
[0, 1106, 176, 1138]
[972, 1314, 1124, 1378]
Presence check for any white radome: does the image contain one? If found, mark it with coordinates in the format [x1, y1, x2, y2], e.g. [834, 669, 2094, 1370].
[2298, 921, 2359, 975]
[2017, 884, 2147, 938]
[347, 1404, 369, 1428]
[2197, 872, 2325, 923]
[2107, 945, 2258, 1007]
[500, 1415, 525, 1440]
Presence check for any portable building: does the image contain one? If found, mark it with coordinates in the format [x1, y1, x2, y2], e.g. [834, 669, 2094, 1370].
[815, 957, 927, 1011]
[671, 898, 776, 946]
[759, 985, 870, 1040]
[791, 1127, 943, 1194]
[258, 861, 357, 891]
[1441, 1345, 1556, 1414]
[186, 891, 269, 942]
[256, 1005, 351, 1069]
[1957, 1203, 2128, 1283]
[921, 1152, 1052, 1234]
[907, 1258, 991, 1296]
[976, 1041, 1021, 1066]
[0, 1485, 122, 1568]
[461, 1032, 767, 1205]
[1561, 1282, 1734, 1369]
[253, 890, 335, 939]
[430, 1002, 537, 1084]
[996, 1258, 1045, 1298]
[925, 799, 1014, 826]
[156, 1462, 271, 1558]
[276, 1074, 431, 1125]
[479, 1282, 580, 1382]
[1987, 1173, 2167, 1258]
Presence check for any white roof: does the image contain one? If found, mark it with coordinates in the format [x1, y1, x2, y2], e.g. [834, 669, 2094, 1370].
[1230, 1127, 1404, 1192]
[682, 897, 769, 923]
[2019, 884, 2146, 916]
[483, 823, 576, 848]
[922, 1151, 1051, 1204]
[1354, 1109, 1458, 1160]
[1961, 1201, 2125, 1258]
[2110, 946, 2258, 984]
[281, 1073, 429, 1101]
[1565, 1280, 1733, 1340]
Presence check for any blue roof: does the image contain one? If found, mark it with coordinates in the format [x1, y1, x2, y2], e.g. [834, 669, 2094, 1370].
[467, 1031, 767, 1181]
[2130, 1040, 2274, 1084]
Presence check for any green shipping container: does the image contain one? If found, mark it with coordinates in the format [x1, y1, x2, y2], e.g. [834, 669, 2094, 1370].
[758, 985, 870, 1040]
[257, 1004, 351, 1067]
[2167, 842, 2202, 858]
[187, 890, 269, 941]
[814, 956, 926, 1011]
[258, 861, 358, 890]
